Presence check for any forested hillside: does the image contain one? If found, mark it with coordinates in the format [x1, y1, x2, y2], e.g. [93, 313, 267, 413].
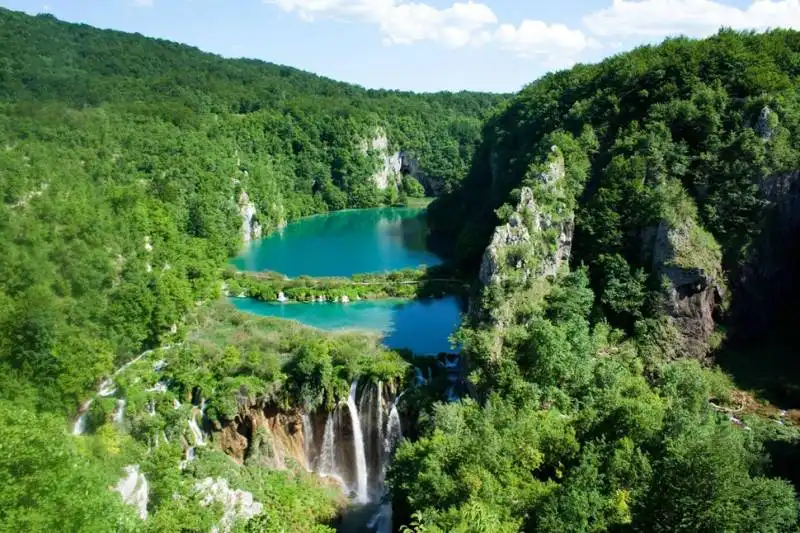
[0, 7, 502, 412]
[395, 29, 800, 531]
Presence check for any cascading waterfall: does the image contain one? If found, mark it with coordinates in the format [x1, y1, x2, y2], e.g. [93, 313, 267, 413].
[302, 412, 313, 468]
[72, 399, 93, 435]
[114, 399, 126, 425]
[347, 381, 369, 504]
[306, 378, 404, 532]
[188, 401, 206, 446]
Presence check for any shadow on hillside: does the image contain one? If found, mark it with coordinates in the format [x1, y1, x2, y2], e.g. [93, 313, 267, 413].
[716, 327, 800, 409]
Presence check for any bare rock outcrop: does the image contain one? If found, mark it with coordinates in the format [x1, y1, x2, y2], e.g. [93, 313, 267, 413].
[479, 147, 572, 288]
[221, 401, 308, 471]
[643, 219, 724, 359]
[237, 190, 262, 244]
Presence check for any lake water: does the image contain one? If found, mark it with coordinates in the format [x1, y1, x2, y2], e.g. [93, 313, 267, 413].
[231, 297, 461, 355]
[230, 208, 462, 354]
[231, 208, 442, 277]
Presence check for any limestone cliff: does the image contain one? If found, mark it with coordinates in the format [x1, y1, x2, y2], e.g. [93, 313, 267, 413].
[219, 400, 308, 471]
[362, 128, 403, 191]
[642, 218, 724, 360]
[237, 190, 262, 244]
[479, 146, 573, 288]
[476, 146, 574, 358]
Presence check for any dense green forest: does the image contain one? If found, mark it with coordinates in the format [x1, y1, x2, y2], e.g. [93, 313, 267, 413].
[0, 7, 501, 411]
[3, 5, 800, 532]
[405, 28, 800, 531]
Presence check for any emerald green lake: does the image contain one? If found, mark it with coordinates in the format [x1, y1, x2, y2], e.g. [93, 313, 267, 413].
[231, 297, 461, 354]
[231, 208, 442, 277]
[230, 207, 462, 354]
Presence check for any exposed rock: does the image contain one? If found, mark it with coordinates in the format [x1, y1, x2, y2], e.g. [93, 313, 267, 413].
[755, 105, 777, 141]
[114, 465, 149, 520]
[195, 477, 263, 533]
[479, 148, 572, 287]
[400, 151, 443, 195]
[479, 210, 532, 286]
[643, 219, 723, 360]
[222, 402, 308, 471]
[237, 190, 260, 244]
[363, 128, 403, 191]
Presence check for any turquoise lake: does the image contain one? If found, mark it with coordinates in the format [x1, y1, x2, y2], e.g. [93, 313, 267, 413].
[230, 208, 442, 277]
[230, 207, 462, 354]
[231, 297, 461, 354]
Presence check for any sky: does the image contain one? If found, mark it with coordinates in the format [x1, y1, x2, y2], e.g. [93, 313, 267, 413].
[1, 0, 797, 92]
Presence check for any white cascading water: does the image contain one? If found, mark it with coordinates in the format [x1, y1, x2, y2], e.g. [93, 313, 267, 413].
[347, 381, 369, 503]
[302, 412, 313, 471]
[72, 399, 93, 435]
[114, 399, 126, 425]
[188, 401, 206, 446]
[319, 411, 337, 476]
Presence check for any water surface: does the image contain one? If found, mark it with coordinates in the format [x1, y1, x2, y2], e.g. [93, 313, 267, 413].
[231, 297, 461, 355]
[231, 208, 441, 277]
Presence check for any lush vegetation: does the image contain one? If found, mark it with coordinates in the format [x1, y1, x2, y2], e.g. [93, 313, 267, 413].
[0, 8, 481, 531]
[224, 266, 467, 302]
[4, 6, 800, 532]
[395, 29, 800, 531]
[0, 7, 501, 413]
[2, 301, 408, 532]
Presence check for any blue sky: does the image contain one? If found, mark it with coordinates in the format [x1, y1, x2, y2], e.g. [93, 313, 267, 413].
[0, 0, 793, 92]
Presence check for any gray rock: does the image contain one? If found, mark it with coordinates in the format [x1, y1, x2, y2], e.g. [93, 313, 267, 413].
[755, 106, 776, 141]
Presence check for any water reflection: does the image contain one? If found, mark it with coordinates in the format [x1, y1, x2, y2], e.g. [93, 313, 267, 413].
[231, 208, 440, 277]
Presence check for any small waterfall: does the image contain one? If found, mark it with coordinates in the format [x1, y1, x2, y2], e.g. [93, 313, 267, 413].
[188, 402, 206, 446]
[302, 412, 314, 471]
[72, 399, 93, 435]
[384, 402, 403, 458]
[98, 379, 117, 397]
[114, 465, 149, 520]
[347, 381, 369, 503]
[377, 382, 384, 452]
[319, 411, 337, 476]
[114, 399, 126, 425]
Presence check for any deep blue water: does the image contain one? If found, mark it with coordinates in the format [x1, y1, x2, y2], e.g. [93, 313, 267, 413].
[231, 296, 461, 355]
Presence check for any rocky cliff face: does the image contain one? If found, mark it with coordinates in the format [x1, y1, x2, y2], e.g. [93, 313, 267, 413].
[237, 190, 262, 244]
[479, 147, 573, 287]
[219, 400, 308, 470]
[643, 219, 724, 359]
[363, 128, 403, 191]
[475, 147, 574, 359]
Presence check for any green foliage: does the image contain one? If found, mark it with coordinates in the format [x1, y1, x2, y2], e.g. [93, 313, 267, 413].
[0, 7, 502, 411]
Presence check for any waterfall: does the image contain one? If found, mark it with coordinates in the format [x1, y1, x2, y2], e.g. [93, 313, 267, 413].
[347, 381, 369, 503]
[302, 412, 313, 471]
[384, 403, 403, 457]
[188, 402, 206, 446]
[377, 382, 384, 452]
[72, 399, 93, 435]
[114, 465, 149, 520]
[114, 399, 126, 425]
[319, 411, 337, 476]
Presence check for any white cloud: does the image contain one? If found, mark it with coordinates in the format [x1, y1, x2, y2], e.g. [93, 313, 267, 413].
[583, 0, 800, 39]
[266, 0, 593, 59]
[268, 0, 497, 48]
[494, 20, 594, 64]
